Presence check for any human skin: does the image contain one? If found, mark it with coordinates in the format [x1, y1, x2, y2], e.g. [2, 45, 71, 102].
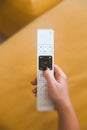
[31, 64, 80, 130]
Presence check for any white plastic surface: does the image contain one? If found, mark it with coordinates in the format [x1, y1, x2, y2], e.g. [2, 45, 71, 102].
[37, 29, 54, 111]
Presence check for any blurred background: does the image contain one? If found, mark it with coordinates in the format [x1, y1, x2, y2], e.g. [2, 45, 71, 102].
[0, 0, 60, 43]
[0, 0, 87, 130]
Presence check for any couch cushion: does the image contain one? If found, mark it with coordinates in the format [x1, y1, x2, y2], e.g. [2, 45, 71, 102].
[0, 0, 61, 37]
[0, 0, 87, 130]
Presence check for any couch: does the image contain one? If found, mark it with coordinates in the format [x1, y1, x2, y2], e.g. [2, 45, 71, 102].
[0, 0, 87, 130]
[0, 0, 60, 37]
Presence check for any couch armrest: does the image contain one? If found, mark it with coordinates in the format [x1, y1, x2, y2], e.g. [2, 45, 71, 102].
[0, 0, 87, 130]
[0, 0, 61, 37]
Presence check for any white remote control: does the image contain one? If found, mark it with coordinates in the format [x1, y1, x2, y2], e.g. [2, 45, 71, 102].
[37, 29, 54, 111]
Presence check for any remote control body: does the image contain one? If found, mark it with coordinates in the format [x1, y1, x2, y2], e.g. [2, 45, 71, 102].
[37, 29, 54, 111]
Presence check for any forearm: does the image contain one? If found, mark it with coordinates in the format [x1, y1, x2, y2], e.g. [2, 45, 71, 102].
[31, 65, 80, 130]
[56, 100, 80, 130]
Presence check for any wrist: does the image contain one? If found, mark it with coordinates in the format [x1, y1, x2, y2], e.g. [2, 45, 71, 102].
[55, 99, 73, 114]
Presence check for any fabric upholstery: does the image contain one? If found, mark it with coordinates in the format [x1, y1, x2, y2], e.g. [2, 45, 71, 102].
[0, 0, 87, 130]
[0, 0, 61, 37]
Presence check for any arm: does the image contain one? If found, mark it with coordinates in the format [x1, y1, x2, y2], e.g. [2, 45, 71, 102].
[31, 64, 80, 130]
[57, 101, 80, 130]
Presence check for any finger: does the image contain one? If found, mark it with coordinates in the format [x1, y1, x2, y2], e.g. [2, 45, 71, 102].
[32, 87, 37, 94]
[31, 78, 37, 85]
[43, 68, 55, 82]
[43, 68, 57, 90]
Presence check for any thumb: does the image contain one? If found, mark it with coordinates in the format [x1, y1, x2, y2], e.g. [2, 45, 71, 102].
[43, 68, 55, 84]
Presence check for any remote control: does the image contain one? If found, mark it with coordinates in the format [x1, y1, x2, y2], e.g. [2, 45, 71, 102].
[37, 29, 54, 111]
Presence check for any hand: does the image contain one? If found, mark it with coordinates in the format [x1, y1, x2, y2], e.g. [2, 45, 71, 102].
[31, 64, 70, 111]
[31, 65, 80, 130]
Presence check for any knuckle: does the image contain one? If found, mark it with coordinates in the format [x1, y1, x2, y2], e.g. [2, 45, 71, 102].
[63, 74, 67, 79]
